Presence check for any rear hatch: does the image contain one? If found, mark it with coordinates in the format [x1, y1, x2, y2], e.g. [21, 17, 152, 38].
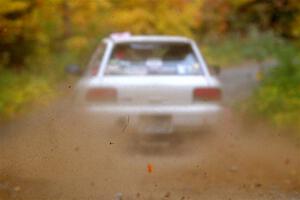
[95, 76, 211, 105]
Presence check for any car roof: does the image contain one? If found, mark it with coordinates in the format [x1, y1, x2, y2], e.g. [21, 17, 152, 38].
[105, 35, 193, 43]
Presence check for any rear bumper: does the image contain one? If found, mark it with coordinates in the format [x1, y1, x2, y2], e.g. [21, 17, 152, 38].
[79, 103, 223, 127]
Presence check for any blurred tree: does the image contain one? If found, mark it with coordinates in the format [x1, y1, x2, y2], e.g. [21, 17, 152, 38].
[0, 0, 111, 69]
[198, 0, 300, 39]
[107, 0, 203, 37]
[0, 0, 37, 69]
[1, 0, 300, 71]
[200, 0, 232, 38]
[233, 0, 300, 38]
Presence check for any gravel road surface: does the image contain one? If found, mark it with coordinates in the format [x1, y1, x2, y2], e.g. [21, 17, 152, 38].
[1, 63, 300, 200]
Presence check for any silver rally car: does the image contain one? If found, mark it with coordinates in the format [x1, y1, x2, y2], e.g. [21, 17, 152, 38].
[75, 33, 223, 134]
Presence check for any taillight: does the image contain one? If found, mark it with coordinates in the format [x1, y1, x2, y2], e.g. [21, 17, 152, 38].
[193, 87, 222, 101]
[86, 88, 117, 102]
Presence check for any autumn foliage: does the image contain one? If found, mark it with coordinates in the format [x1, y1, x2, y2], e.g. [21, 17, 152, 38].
[0, 0, 300, 122]
[1, 0, 300, 70]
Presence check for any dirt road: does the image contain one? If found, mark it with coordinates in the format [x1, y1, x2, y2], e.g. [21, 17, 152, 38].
[1, 64, 300, 200]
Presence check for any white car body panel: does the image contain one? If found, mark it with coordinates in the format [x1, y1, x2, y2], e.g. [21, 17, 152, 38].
[75, 35, 223, 133]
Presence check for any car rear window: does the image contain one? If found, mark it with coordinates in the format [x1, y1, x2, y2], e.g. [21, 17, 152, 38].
[105, 42, 204, 76]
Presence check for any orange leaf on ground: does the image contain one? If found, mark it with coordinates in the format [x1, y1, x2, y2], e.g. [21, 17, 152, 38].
[147, 163, 153, 173]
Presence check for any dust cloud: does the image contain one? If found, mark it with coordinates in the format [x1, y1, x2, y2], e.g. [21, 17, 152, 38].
[1, 99, 300, 200]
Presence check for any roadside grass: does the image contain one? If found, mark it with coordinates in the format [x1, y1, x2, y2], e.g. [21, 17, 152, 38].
[0, 51, 83, 121]
[240, 41, 300, 137]
[201, 30, 282, 67]
[202, 30, 300, 136]
[0, 36, 98, 121]
[0, 70, 54, 120]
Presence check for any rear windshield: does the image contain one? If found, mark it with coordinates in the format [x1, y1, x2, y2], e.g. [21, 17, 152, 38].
[105, 42, 203, 76]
